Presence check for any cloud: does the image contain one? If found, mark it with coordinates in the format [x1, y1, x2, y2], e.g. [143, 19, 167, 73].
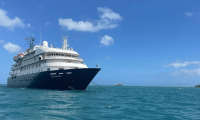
[3, 42, 22, 53]
[0, 40, 4, 43]
[105, 56, 111, 59]
[163, 61, 200, 68]
[0, 9, 31, 30]
[45, 22, 50, 26]
[98, 7, 122, 21]
[59, 7, 122, 32]
[2, 2, 4, 4]
[27, 23, 31, 27]
[100, 35, 114, 46]
[173, 69, 200, 76]
[185, 12, 194, 17]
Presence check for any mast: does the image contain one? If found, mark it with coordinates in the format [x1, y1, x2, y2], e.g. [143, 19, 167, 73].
[62, 36, 69, 50]
[40, 29, 42, 46]
[25, 37, 36, 49]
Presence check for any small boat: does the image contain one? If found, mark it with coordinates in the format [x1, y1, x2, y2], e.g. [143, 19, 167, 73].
[115, 84, 123, 86]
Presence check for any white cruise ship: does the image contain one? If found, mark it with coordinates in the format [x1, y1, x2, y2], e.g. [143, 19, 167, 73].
[7, 36, 101, 90]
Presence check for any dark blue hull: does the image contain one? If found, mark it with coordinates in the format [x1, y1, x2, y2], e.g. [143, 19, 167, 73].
[7, 68, 101, 90]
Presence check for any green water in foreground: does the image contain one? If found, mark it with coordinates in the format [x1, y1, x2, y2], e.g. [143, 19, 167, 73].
[0, 84, 200, 120]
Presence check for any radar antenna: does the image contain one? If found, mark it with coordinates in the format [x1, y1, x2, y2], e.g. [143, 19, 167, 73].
[62, 36, 69, 50]
[25, 37, 36, 49]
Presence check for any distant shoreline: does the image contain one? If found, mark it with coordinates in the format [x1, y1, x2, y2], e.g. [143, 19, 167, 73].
[0, 84, 196, 88]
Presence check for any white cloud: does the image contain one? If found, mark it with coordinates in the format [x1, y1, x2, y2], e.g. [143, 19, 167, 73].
[0, 9, 30, 30]
[185, 12, 194, 17]
[3, 42, 22, 53]
[105, 56, 111, 59]
[100, 35, 114, 46]
[59, 7, 122, 32]
[173, 69, 200, 76]
[163, 61, 200, 68]
[0, 40, 4, 43]
[27, 23, 31, 27]
[45, 22, 50, 26]
[98, 7, 122, 21]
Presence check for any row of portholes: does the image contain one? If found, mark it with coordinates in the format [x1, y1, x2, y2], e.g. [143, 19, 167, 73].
[50, 72, 72, 75]
[8, 79, 31, 83]
[19, 79, 31, 82]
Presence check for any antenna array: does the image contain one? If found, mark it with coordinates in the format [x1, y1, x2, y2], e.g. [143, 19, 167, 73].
[25, 37, 36, 49]
[62, 36, 69, 50]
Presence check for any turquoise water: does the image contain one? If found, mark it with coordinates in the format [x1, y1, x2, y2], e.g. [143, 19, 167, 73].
[0, 85, 200, 120]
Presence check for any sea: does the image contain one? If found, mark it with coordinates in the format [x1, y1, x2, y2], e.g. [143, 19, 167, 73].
[0, 84, 200, 120]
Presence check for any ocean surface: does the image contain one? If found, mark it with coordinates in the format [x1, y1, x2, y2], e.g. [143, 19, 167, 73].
[0, 85, 200, 120]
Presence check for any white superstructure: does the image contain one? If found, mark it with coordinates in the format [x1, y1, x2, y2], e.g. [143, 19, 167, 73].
[10, 36, 88, 77]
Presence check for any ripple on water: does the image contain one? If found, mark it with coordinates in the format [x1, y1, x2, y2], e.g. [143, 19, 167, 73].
[0, 85, 200, 119]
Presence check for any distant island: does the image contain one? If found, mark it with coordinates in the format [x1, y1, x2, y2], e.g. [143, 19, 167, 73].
[115, 84, 123, 86]
[195, 85, 200, 87]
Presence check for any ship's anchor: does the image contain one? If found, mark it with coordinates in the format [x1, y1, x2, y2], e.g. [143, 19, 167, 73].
[92, 82, 106, 91]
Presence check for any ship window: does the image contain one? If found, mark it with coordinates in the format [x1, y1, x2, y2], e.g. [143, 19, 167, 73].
[59, 73, 63, 74]
[67, 72, 72, 74]
[50, 73, 56, 75]
[59, 68, 64, 70]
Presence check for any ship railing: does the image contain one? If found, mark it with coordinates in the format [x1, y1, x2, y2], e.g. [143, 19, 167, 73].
[11, 67, 14, 70]
[77, 57, 83, 60]
[44, 56, 83, 61]
[50, 47, 74, 51]
[9, 72, 14, 75]
[35, 46, 74, 51]
[12, 63, 18, 66]
[54, 61, 84, 64]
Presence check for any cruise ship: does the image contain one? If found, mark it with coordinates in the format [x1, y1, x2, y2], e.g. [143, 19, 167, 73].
[7, 36, 101, 90]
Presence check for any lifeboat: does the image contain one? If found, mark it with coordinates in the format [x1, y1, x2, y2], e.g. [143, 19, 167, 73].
[13, 56, 18, 61]
[17, 54, 24, 59]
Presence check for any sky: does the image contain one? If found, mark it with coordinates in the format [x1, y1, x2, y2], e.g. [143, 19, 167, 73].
[0, 0, 200, 87]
